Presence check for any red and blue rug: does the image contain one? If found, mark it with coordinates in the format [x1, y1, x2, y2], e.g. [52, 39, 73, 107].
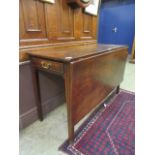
[59, 90, 135, 155]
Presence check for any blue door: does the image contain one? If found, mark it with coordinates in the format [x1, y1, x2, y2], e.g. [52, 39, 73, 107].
[98, 1, 135, 54]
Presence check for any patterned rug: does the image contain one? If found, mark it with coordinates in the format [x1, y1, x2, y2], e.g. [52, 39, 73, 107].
[59, 90, 135, 155]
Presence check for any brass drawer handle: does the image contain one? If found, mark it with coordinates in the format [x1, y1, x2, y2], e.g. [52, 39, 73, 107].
[41, 61, 51, 69]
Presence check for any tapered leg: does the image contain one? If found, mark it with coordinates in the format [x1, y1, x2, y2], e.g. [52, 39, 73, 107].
[65, 82, 74, 143]
[68, 121, 74, 143]
[64, 64, 74, 143]
[116, 85, 120, 94]
[31, 66, 44, 121]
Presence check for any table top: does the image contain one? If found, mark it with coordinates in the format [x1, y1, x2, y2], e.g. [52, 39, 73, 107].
[27, 44, 128, 62]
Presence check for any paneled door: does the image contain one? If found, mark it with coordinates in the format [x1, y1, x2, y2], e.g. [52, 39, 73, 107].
[98, 2, 135, 54]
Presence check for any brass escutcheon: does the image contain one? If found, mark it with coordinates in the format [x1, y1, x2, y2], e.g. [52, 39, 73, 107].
[41, 61, 51, 69]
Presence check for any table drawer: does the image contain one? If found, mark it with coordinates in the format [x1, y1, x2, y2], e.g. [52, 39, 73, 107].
[31, 57, 64, 74]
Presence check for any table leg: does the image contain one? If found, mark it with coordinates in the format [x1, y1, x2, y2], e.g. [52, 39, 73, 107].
[116, 85, 120, 94]
[65, 93, 74, 143]
[68, 121, 74, 143]
[64, 64, 74, 143]
[31, 67, 44, 121]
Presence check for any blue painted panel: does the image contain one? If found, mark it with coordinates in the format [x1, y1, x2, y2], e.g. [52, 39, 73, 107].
[98, 1, 135, 54]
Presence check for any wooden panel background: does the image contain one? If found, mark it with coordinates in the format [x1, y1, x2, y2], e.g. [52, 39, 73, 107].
[19, 0, 98, 59]
[45, 0, 75, 41]
[20, 0, 48, 42]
